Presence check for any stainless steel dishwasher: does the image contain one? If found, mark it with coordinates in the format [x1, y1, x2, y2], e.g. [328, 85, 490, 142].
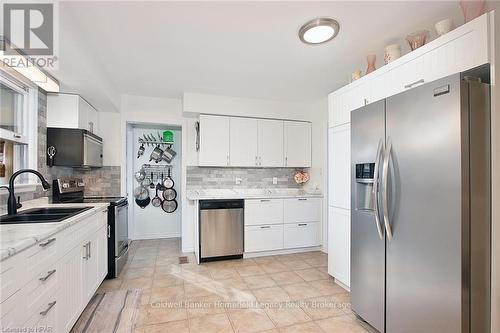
[199, 199, 244, 262]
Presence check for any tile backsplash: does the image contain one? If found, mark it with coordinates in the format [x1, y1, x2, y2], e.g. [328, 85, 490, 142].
[187, 166, 304, 189]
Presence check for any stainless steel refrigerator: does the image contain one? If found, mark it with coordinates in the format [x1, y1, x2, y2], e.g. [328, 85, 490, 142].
[350, 73, 491, 333]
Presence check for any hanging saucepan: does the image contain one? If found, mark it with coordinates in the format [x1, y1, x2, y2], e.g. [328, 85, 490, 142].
[161, 146, 177, 163]
[161, 199, 178, 213]
[135, 196, 151, 209]
[149, 145, 164, 163]
[163, 168, 174, 189]
[151, 184, 162, 207]
[162, 188, 177, 201]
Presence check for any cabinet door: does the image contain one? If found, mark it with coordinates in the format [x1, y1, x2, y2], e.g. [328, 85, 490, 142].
[230, 117, 258, 167]
[328, 124, 351, 209]
[97, 225, 108, 280]
[47, 94, 80, 129]
[258, 119, 284, 167]
[57, 245, 83, 333]
[199, 115, 230, 166]
[83, 234, 99, 302]
[283, 198, 321, 223]
[330, 91, 349, 127]
[245, 199, 284, 226]
[77, 97, 89, 132]
[327, 207, 350, 287]
[284, 121, 311, 167]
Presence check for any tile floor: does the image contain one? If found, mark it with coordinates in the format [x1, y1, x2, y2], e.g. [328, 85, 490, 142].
[97, 238, 372, 333]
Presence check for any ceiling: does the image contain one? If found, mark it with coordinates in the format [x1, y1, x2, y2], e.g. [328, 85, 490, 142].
[52, 1, 463, 112]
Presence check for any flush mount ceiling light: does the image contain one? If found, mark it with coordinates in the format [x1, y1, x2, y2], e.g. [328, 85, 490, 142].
[299, 17, 340, 45]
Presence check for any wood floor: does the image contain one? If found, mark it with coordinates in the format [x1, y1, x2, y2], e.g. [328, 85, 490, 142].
[95, 238, 371, 333]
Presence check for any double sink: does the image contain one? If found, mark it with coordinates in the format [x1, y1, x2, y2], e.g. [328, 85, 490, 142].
[0, 207, 93, 225]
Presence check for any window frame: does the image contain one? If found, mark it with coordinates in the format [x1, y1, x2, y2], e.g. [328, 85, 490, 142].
[0, 70, 39, 187]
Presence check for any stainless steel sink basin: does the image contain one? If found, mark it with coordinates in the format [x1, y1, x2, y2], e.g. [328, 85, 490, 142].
[0, 207, 93, 225]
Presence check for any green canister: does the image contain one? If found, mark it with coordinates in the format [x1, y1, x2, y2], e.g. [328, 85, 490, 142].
[163, 130, 173, 142]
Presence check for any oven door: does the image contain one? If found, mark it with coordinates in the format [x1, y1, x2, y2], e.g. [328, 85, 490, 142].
[115, 201, 129, 256]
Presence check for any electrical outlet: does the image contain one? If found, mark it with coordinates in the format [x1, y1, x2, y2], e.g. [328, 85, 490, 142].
[272, 177, 278, 185]
[235, 177, 242, 185]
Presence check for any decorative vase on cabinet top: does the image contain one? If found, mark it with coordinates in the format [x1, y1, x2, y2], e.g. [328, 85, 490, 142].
[384, 44, 401, 64]
[366, 55, 376, 74]
[406, 30, 428, 51]
[460, 0, 485, 23]
[435, 18, 453, 36]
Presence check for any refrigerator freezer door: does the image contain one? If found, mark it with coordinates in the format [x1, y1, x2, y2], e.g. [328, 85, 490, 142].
[385, 74, 463, 333]
[350, 100, 386, 332]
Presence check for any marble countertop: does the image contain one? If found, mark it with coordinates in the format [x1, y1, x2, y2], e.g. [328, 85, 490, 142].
[186, 188, 323, 200]
[0, 197, 109, 262]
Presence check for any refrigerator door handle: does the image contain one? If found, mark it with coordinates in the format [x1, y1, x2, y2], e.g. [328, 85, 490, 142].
[372, 139, 384, 240]
[382, 137, 394, 241]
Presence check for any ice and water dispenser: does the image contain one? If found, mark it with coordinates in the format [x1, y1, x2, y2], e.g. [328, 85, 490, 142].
[355, 163, 376, 211]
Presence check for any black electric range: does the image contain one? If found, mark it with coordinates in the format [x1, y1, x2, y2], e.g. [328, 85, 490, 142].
[52, 178, 128, 279]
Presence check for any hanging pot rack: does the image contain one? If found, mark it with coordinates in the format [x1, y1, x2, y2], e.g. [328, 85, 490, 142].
[138, 133, 173, 147]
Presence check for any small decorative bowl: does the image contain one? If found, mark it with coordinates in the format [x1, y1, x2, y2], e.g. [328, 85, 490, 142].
[406, 30, 429, 51]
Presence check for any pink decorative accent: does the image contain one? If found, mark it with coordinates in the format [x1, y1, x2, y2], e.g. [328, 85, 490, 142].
[294, 170, 309, 184]
[460, 0, 486, 23]
[366, 55, 376, 74]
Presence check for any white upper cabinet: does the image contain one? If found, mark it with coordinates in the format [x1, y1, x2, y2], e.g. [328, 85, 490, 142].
[199, 115, 230, 166]
[199, 115, 310, 167]
[258, 119, 283, 167]
[284, 121, 312, 167]
[230, 117, 259, 167]
[47, 93, 99, 136]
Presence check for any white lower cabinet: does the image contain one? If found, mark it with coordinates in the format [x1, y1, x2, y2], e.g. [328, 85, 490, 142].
[244, 198, 322, 254]
[0, 208, 109, 333]
[284, 222, 320, 249]
[328, 206, 351, 287]
[245, 225, 284, 252]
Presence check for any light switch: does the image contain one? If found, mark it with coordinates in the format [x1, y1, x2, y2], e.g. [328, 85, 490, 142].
[235, 177, 242, 185]
[272, 177, 278, 185]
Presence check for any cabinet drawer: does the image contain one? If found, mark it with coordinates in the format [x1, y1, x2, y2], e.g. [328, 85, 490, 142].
[26, 236, 59, 278]
[284, 198, 321, 223]
[25, 265, 58, 315]
[0, 289, 24, 329]
[245, 199, 283, 226]
[245, 225, 283, 253]
[284, 222, 320, 249]
[23, 291, 58, 331]
[0, 253, 27, 303]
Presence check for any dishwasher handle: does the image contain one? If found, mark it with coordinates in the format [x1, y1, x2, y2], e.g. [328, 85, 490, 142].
[199, 199, 244, 210]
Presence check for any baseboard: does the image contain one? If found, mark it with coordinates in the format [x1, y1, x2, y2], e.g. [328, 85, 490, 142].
[334, 278, 350, 292]
[243, 246, 322, 258]
[132, 232, 181, 240]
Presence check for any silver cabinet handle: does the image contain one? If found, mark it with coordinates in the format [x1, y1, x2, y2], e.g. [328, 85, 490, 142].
[39, 238, 56, 247]
[298, 223, 307, 226]
[13, 133, 22, 139]
[260, 226, 271, 229]
[40, 301, 56, 316]
[298, 198, 307, 201]
[285, 157, 288, 167]
[227, 155, 230, 166]
[364, 98, 369, 106]
[88, 241, 91, 259]
[382, 137, 393, 241]
[107, 225, 111, 238]
[39, 269, 56, 282]
[260, 199, 270, 202]
[83, 242, 89, 259]
[372, 139, 385, 240]
[404, 79, 424, 89]
[258, 156, 262, 166]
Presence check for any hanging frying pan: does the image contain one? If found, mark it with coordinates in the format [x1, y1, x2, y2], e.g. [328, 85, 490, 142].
[162, 188, 177, 201]
[134, 185, 149, 200]
[163, 168, 174, 189]
[135, 196, 151, 209]
[151, 185, 162, 207]
[161, 199, 178, 213]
